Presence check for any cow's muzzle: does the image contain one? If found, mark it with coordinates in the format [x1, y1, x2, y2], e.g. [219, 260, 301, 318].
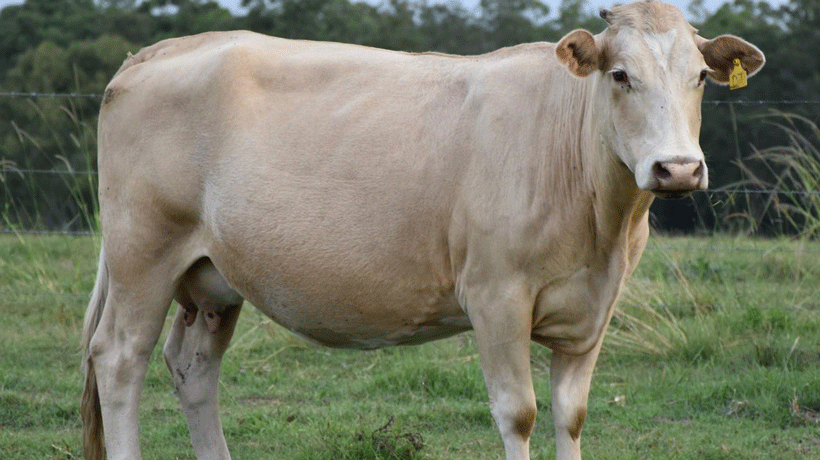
[649, 158, 707, 199]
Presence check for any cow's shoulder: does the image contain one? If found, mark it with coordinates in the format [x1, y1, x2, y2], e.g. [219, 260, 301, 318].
[464, 42, 570, 103]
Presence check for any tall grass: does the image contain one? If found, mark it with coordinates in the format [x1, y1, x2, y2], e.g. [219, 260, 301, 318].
[734, 112, 820, 238]
[4, 234, 820, 459]
[606, 111, 820, 362]
[0, 96, 99, 234]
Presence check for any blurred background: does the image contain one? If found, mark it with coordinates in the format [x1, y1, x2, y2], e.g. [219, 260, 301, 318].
[0, 0, 817, 237]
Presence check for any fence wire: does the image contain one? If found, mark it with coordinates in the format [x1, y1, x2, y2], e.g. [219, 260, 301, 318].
[702, 99, 820, 106]
[3, 168, 818, 195]
[4, 91, 820, 106]
[1, 168, 97, 175]
[4, 168, 820, 194]
[3, 162, 819, 238]
[2, 93, 819, 240]
[0, 91, 103, 99]
[1, 288, 815, 313]
[0, 228, 94, 236]
[5, 228, 819, 254]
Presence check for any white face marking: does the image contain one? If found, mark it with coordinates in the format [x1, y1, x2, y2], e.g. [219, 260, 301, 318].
[604, 28, 708, 194]
[643, 29, 678, 71]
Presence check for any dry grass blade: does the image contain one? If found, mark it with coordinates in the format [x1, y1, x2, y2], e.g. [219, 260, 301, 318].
[609, 273, 689, 356]
[606, 304, 685, 355]
[731, 111, 820, 238]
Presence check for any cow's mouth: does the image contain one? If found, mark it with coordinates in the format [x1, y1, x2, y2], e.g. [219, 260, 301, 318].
[652, 189, 694, 200]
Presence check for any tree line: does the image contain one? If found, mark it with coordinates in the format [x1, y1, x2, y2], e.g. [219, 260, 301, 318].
[1, 0, 818, 234]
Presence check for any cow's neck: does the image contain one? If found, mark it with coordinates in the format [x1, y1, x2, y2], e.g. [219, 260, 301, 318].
[578, 74, 654, 270]
[526, 73, 655, 354]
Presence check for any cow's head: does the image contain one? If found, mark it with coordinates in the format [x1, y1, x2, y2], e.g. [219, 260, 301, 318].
[555, 0, 764, 199]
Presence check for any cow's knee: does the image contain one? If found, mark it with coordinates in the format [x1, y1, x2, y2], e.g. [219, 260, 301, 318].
[567, 406, 586, 441]
[491, 397, 537, 441]
[513, 405, 537, 441]
[489, 397, 536, 460]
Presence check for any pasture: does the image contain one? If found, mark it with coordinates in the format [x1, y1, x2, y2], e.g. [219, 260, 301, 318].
[2, 232, 820, 459]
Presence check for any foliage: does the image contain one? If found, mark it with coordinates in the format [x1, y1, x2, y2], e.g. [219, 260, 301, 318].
[732, 113, 820, 237]
[0, 0, 818, 233]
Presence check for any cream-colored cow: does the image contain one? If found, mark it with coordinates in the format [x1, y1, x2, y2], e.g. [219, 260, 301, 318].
[81, 1, 764, 459]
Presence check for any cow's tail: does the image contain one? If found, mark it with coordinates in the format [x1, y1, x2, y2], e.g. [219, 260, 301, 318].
[81, 242, 108, 460]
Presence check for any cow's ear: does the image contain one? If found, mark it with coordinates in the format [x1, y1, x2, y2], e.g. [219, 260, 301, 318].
[556, 29, 599, 77]
[697, 34, 765, 84]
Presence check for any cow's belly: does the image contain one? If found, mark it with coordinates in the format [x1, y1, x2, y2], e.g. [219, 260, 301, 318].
[202, 144, 469, 348]
[286, 309, 472, 349]
[204, 206, 469, 349]
[246, 283, 470, 350]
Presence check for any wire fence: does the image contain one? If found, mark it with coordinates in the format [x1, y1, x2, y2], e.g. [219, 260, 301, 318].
[4, 91, 820, 106]
[4, 167, 820, 194]
[6, 172, 818, 235]
[0, 91, 104, 99]
[2, 92, 819, 241]
[3, 93, 819, 316]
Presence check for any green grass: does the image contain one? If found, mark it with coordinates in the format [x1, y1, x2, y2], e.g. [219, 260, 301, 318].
[2, 233, 820, 459]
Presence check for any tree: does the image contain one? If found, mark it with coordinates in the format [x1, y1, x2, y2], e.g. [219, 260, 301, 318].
[140, 0, 240, 41]
[0, 0, 816, 234]
[416, 3, 486, 54]
[478, 0, 549, 49]
[549, 0, 602, 38]
[0, 0, 103, 73]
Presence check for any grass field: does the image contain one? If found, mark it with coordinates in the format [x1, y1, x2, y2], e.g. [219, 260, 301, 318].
[2, 233, 820, 459]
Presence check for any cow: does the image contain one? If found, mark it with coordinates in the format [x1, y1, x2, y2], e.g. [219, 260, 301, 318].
[81, 1, 764, 459]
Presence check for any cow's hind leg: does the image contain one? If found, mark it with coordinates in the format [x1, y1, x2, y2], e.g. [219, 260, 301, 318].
[164, 298, 242, 460]
[87, 265, 177, 460]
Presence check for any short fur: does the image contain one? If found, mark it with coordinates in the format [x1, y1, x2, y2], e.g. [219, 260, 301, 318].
[81, 3, 763, 460]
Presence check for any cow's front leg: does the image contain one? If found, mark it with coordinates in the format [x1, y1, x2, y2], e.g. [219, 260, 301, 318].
[469, 286, 536, 460]
[549, 337, 604, 460]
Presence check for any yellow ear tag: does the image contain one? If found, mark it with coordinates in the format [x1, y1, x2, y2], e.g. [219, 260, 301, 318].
[729, 58, 747, 90]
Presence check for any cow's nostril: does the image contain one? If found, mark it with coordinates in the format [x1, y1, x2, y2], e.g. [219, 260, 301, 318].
[693, 161, 704, 179]
[652, 162, 672, 180]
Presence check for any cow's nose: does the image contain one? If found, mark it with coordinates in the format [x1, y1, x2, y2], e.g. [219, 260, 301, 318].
[651, 159, 706, 197]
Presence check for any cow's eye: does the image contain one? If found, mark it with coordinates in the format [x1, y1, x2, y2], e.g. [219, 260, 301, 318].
[612, 70, 630, 88]
[698, 69, 709, 85]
